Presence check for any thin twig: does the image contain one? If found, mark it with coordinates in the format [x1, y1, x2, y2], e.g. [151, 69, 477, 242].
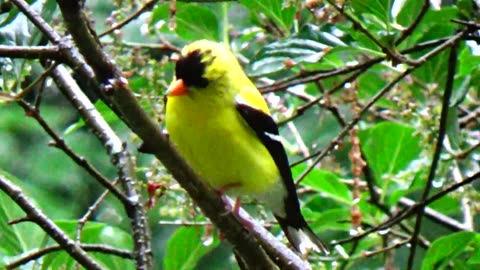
[395, 0, 430, 45]
[332, 169, 480, 247]
[0, 174, 102, 270]
[99, 0, 159, 37]
[0, 45, 61, 59]
[17, 99, 129, 204]
[6, 244, 132, 269]
[49, 63, 153, 269]
[260, 58, 381, 94]
[76, 183, 117, 243]
[406, 39, 458, 270]
[325, 0, 414, 65]
[260, 37, 449, 95]
[295, 66, 415, 184]
[363, 239, 410, 258]
[291, 31, 466, 169]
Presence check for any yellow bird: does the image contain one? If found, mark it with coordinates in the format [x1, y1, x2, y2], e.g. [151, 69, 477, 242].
[165, 40, 328, 254]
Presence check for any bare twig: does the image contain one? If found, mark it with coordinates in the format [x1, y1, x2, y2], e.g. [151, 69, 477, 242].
[260, 58, 381, 94]
[291, 30, 465, 171]
[17, 99, 128, 204]
[0, 45, 61, 59]
[395, 0, 430, 45]
[325, 0, 414, 65]
[363, 239, 410, 258]
[49, 64, 153, 269]
[76, 184, 117, 243]
[260, 37, 449, 96]
[332, 169, 480, 247]
[6, 243, 132, 269]
[0, 174, 102, 270]
[406, 39, 458, 270]
[99, 0, 159, 37]
[295, 66, 415, 184]
[398, 197, 469, 231]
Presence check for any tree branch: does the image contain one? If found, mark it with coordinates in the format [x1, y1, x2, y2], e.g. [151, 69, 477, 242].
[0, 174, 103, 270]
[406, 38, 459, 270]
[6, 243, 132, 269]
[52, 0, 308, 269]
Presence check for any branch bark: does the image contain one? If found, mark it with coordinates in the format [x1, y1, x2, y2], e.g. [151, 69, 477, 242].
[0, 174, 103, 270]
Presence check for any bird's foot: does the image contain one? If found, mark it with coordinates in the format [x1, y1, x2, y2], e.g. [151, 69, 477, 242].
[231, 197, 254, 229]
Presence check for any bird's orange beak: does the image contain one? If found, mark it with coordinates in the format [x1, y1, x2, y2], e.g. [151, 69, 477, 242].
[166, 79, 188, 96]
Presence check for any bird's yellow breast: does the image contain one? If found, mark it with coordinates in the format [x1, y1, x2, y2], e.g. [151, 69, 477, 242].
[165, 93, 280, 195]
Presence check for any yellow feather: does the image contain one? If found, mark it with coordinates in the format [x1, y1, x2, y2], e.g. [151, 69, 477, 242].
[165, 40, 278, 194]
[165, 40, 328, 254]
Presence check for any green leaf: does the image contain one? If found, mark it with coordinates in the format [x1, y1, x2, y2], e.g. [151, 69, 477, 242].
[64, 100, 120, 135]
[164, 227, 220, 270]
[359, 122, 422, 184]
[293, 166, 351, 205]
[150, 3, 220, 41]
[41, 221, 134, 270]
[0, 170, 44, 267]
[394, 0, 427, 26]
[248, 24, 348, 76]
[401, 7, 457, 48]
[176, 5, 220, 41]
[311, 208, 351, 231]
[422, 232, 479, 270]
[238, 0, 295, 33]
[351, 0, 390, 25]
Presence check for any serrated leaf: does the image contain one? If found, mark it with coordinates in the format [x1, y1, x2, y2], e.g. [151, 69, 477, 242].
[351, 0, 390, 25]
[248, 25, 348, 77]
[238, 0, 295, 33]
[422, 232, 479, 270]
[150, 3, 220, 41]
[164, 227, 219, 270]
[293, 166, 351, 205]
[0, 170, 44, 267]
[359, 122, 422, 185]
[176, 5, 220, 41]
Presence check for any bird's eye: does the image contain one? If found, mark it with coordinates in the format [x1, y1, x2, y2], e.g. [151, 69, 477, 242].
[175, 50, 209, 88]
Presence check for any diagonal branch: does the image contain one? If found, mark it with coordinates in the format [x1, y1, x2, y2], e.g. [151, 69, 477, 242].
[49, 64, 154, 269]
[395, 0, 430, 45]
[0, 174, 102, 270]
[51, 0, 308, 269]
[406, 39, 459, 270]
[6, 244, 132, 269]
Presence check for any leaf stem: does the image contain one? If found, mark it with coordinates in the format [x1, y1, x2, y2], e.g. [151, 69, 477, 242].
[221, 2, 229, 44]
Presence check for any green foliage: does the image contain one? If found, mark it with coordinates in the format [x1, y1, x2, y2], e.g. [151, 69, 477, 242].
[0, 171, 44, 268]
[164, 227, 220, 270]
[359, 121, 423, 205]
[41, 221, 134, 270]
[295, 166, 351, 205]
[238, 0, 296, 33]
[421, 232, 480, 270]
[151, 3, 221, 41]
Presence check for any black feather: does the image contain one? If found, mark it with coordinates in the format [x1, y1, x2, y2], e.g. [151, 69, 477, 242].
[175, 50, 209, 88]
[235, 103, 305, 229]
[236, 102, 328, 253]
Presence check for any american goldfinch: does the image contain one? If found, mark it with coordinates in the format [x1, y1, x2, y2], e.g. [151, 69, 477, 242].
[165, 40, 328, 254]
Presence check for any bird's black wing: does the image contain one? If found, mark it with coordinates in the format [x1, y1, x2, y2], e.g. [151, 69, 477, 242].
[235, 102, 304, 228]
[235, 99, 328, 254]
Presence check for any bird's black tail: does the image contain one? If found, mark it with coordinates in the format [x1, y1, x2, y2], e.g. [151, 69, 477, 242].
[275, 213, 329, 255]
